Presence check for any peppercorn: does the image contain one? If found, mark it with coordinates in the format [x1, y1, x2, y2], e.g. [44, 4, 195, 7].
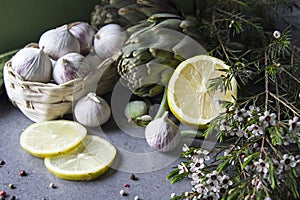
[10, 196, 16, 200]
[130, 173, 137, 180]
[8, 184, 15, 189]
[0, 160, 5, 165]
[19, 170, 27, 176]
[119, 190, 127, 196]
[124, 184, 130, 188]
[0, 190, 6, 198]
[49, 183, 56, 189]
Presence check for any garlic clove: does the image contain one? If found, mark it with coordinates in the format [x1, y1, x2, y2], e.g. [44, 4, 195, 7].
[39, 25, 80, 60]
[94, 24, 128, 60]
[11, 47, 52, 83]
[145, 112, 180, 152]
[69, 22, 97, 55]
[74, 92, 111, 127]
[53, 52, 90, 84]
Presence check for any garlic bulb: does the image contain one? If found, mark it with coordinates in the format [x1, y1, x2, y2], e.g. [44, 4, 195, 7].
[69, 22, 96, 55]
[53, 53, 90, 84]
[11, 47, 52, 82]
[84, 47, 103, 69]
[145, 112, 180, 152]
[39, 25, 80, 60]
[74, 92, 111, 127]
[94, 24, 128, 60]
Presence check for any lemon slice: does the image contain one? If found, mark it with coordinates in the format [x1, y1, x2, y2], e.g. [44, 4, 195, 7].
[44, 135, 116, 181]
[20, 120, 87, 157]
[167, 55, 237, 128]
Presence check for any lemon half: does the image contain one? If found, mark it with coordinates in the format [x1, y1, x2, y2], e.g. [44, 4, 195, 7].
[44, 135, 116, 181]
[20, 120, 87, 157]
[167, 55, 237, 128]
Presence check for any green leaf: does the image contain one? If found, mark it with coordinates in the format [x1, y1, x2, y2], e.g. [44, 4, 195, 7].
[242, 152, 260, 169]
[269, 162, 276, 189]
[217, 158, 231, 172]
[166, 168, 180, 181]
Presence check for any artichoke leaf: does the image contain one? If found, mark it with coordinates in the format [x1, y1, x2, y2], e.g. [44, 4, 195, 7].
[137, 0, 177, 12]
[110, 0, 135, 6]
[148, 13, 183, 23]
[118, 4, 148, 24]
[151, 19, 183, 32]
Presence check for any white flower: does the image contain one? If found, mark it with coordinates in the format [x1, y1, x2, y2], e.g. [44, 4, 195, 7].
[282, 134, 296, 146]
[218, 175, 233, 189]
[193, 149, 210, 163]
[203, 192, 220, 200]
[178, 162, 189, 174]
[280, 154, 297, 170]
[289, 116, 300, 133]
[223, 149, 232, 157]
[247, 105, 261, 117]
[254, 159, 269, 174]
[190, 172, 204, 185]
[233, 108, 247, 122]
[171, 193, 176, 198]
[273, 30, 281, 39]
[193, 183, 209, 195]
[182, 144, 190, 152]
[184, 192, 190, 197]
[265, 197, 272, 200]
[189, 161, 205, 173]
[272, 159, 284, 175]
[231, 126, 247, 138]
[219, 119, 230, 132]
[206, 171, 220, 189]
[247, 124, 264, 136]
[259, 111, 277, 127]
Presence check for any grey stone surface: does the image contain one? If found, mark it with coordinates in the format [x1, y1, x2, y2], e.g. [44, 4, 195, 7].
[0, 92, 192, 200]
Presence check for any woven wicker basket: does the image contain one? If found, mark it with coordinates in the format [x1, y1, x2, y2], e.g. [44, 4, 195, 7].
[3, 57, 116, 122]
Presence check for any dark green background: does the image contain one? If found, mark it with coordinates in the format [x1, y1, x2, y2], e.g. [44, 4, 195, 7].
[0, 0, 99, 54]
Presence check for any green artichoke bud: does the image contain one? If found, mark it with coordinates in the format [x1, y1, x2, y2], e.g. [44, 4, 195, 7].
[124, 100, 148, 121]
[91, 0, 178, 28]
[117, 14, 207, 97]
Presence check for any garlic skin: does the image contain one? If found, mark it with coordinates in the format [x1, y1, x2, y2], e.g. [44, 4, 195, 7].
[39, 25, 80, 60]
[94, 24, 128, 60]
[145, 112, 180, 152]
[69, 22, 96, 55]
[53, 53, 90, 84]
[11, 47, 52, 82]
[74, 92, 111, 127]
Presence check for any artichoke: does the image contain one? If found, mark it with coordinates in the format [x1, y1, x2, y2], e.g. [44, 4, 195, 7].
[91, 0, 178, 28]
[91, 0, 207, 97]
[117, 13, 207, 97]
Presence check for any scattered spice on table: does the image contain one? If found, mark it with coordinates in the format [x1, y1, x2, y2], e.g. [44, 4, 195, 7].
[49, 183, 56, 189]
[130, 173, 137, 180]
[0, 190, 6, 198]
[119, 189, 127, 196]
[8, 184, 15, 189]
[0, 160, 5, 165]
[19, 170, 27, 176]
[9, 195, 16, 200]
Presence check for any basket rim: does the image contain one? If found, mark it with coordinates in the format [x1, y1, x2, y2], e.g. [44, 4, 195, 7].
[4, 57, 115, 88]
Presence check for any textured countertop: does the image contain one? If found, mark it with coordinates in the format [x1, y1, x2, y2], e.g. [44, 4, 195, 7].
[0, 91, 196, 200]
